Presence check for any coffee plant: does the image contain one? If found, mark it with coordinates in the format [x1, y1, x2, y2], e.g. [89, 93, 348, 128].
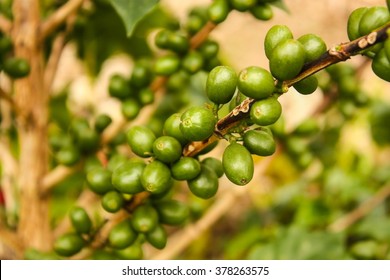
[0, 0, 390, 260]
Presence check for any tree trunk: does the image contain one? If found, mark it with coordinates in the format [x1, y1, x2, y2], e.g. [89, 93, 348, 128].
[12, 0, 52, 252]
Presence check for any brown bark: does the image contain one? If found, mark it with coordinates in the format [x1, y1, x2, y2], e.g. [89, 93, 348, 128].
[12, 0, 51, 251]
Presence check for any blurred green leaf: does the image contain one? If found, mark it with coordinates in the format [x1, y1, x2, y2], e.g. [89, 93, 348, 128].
[247, 226, 349, 260]
[271, 0, 290, 13]
[224, 226, 263, 259]
[71, 1, 176, 74]
[108, 0, 159, 37]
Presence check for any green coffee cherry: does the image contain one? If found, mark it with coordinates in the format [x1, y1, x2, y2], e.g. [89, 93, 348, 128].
[250, 97, 282, 126]
[131, 204, 159, 233]
[116, 243, 143, 260]
[70, 118, 89, 136]
[138, 88, 154, 105]
[206, 66, 238, 104]
[108, 219, 137, 249]
[297, 34, 327, 62]
[55, 146, 80, 166]
[208, 0, 230, 23]
[230, 0, 256, 12]
[112, 160, 146, 194]
[155, 29, 171, 49]
[371, 49, 390, 82]
[186, 14, 206, 35]
[358, 7, 390, 36]
[141, 160, 172, 194]
[166, 33, 189, 54]
[269, 39, 306, 81]
[264, 25, 293, 59]
[145, 224, 167, 249]
[166, 71, 190, 92]
[84, 156, 103, 173]
[347, 7, 368, 40]
[75, 128, 100, 153]
[102, 191, 124, 213]
[182, 51, 204, 74]
[69, 207, 92, 235]
[201, 157, 224, 178]
[0, 36, 12, 55]
[180, 106, 216, 141]
[86, 167, 113, 195]
[3, 57, 30, 78]
[163, 113, 188, 146]
[130, 62, 152, 88]
[152, 136, 182, 164]
[243, 129, 276, 156]
[237, 66, 275, 100]
[106, 153, 127, 172]
[171, 157, 201, 181]
[109, 74, 132, 99]
[154, 54, 180, 76]
[126, 125, 156, 158]
[94, 114, 112, 133]
[250, 4, 273, 21]
[155, 200, 189, 225]
[54, 233, 85, 257]
[188, 165, 219, 199]
[203, 56, 222, 72]
[199, 40, 219, 60]
[293, 75, 319, 95]
[222, 142, 254, 186]
[121, 98, 141, 120]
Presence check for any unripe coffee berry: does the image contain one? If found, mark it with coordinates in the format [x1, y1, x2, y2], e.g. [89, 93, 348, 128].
[237, 66, 275, 100]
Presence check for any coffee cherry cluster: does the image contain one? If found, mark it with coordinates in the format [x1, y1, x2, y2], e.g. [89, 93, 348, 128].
[205, 65, 281, 186]
[55, 157, 191, 258]
[0, 32, 30, 79]
[124, 111, 221, 199]
[208, 0, 277, 24]
[347, 6, 390, 82]
[108, 59, 155, 120]
[265, 25, 326, 93]
[50, 115, 111, 167]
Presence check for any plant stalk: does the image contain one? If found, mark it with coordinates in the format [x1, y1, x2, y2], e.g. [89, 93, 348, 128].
[12, 0, 52, 252]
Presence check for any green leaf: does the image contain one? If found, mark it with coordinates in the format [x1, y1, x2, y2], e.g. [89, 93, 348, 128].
[108, 0, 159, 37]
[247, 226, 349, 260]
[270, 0, 290, 14]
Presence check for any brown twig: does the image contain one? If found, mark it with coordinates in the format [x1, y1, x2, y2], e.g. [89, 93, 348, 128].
[184, 22, 390, 157]
[40, 0, 84, 41]
[0, 226, 24, 259]
[0, 14, 12, 35]
[328, 184, 390, 233]
[190, 21, 217, 49]
[44, 13, 78, 94]
[41, 164, 82, 194]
